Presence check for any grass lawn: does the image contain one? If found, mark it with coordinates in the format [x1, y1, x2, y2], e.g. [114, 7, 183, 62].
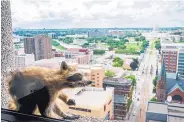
[125, 43, 141, 51]
[55, 45, 65, 50]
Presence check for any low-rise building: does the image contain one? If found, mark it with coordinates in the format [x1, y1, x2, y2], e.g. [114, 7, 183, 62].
[15, 53, 35, 69]
[61, 87, 114, 120]
[103, 77, 132, 120]
[65, 48, 93, 64]
[48, 33, 57, 39]
[88, 30, 105, 38]
[69, 64, 105, 88]
[146, 102, 184, 122]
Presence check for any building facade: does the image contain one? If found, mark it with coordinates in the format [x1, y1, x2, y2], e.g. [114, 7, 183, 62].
[178, 49, 184, 78]
[161, 43, 184, 74]
[14, 53, 35, 69]
[61, 87, 114, 120]
[146, 102, 184, 122]
[65, 48, 93, 64]
[156, 55, 184, 103]
[69, 64, 105, 88]
[156, 58, 167, 102]
[24, 35, 52, 61]
[103, 78, 132, 120]
[88, 30, 105, 38]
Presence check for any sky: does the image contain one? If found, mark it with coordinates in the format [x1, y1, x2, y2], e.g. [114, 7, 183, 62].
[11, 0, 184, 29]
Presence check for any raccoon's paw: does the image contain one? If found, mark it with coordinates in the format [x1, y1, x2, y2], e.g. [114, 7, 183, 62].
[8, 100, 17, 110]
[67, 99, 76, 106]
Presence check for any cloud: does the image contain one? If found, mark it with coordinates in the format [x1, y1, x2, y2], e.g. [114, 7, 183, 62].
[10, 0, 184, 28]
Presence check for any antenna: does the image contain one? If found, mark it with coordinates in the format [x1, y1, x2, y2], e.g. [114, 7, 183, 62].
[167, 96, 172, 103]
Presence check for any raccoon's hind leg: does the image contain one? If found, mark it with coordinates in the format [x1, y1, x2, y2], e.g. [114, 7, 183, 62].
[47, 94, 80, 120]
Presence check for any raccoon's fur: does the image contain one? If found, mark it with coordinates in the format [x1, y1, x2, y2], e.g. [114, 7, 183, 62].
[7, 61, 92, 120]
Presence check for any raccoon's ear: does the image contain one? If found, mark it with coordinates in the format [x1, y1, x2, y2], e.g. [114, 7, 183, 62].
[60, 61, 69, 71]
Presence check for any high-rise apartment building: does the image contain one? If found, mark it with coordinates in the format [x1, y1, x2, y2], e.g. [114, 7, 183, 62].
[24, 37, 35, 54]
[24, 35, 52, 61]
[161, 43, 184, 76]
[178, 49, 184, 78]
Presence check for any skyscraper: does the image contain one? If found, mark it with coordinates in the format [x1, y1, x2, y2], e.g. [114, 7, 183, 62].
[24, 35, 52, 61]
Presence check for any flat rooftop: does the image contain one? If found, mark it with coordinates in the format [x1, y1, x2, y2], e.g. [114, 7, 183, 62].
[147, 102, 184, 122]
[147, 102, 168, 114]
[62, 87, 112, 110]
[168, 115, 184, 122]
[103, 77, 132, 85]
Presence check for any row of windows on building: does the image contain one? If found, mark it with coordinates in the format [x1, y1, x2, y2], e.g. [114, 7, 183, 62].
[69, 99, 112, 113]
[164, 59, 177, 63]
[163, 51, 177, 54]
[178, 59, 184, 63]
[114, 110, 127, 115]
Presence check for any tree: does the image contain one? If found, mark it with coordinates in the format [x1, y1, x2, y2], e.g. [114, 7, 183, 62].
[135, 37, 140, 41]
[93, 49, 105, 55]
[113, 57, 122, 62]
[155, 40, 161, 50]
[150, 96, 157, 102]
[153, 76, 158, 87]
[125, 75, 136, 86]
[108, 46, 114, 51]
[82, 43, 89, 48]
[124, 39, 129, 43]
[105, 70, 115, 77]
[130, 61, 138, 70]
[118, 45, 126, 49]
[133, 58, 139, 65]
[113, 57, 124, 67]
[140, 36, 146, 41]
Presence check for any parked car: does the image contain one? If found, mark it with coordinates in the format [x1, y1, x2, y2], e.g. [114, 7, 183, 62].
[133, 111, 136, 116]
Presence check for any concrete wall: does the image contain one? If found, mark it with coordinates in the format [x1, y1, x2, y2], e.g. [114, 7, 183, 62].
[1, 0, 14, 108]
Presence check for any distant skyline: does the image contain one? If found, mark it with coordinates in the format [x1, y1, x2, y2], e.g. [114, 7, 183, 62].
[11, 0, 184, 29]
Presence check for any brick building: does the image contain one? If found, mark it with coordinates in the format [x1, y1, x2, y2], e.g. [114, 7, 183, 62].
[103, 77, 132, 120]
[70, 64, 105, 88]
[65, 48, 93, 64]
[156, 56, 184, 103]
[24, 35, 52, 61]
[161, 43, 184, 75]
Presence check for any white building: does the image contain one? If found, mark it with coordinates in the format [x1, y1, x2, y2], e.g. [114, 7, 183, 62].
[48, 33, 56, 39]
[15, 53, 35, 69]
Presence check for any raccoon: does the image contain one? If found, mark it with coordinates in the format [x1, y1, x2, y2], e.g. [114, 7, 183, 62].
[7, 61, 92, 120]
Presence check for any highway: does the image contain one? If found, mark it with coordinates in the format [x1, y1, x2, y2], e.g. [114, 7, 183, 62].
[128, 45, 157, 122]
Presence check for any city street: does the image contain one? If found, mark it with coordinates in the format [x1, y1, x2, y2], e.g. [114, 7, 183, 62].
[128, 46, 157, 122]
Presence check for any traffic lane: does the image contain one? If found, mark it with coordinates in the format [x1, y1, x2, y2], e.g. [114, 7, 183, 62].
[129, 74, 146, 122]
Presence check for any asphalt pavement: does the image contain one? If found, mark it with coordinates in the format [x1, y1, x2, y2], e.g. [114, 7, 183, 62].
[128, 47, 157, 122]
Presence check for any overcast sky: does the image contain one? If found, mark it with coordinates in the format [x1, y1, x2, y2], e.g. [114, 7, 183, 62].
[11, 0, 184, 29]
